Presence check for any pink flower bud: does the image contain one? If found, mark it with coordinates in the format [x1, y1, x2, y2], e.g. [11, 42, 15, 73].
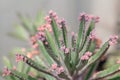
[109, 35, 118, 46]
[85, 51, 92, 57]
[2, 67, 11, 77]
[16, 54, 24, 62]
[116, 59, 120, 64]
[71, 32, 75, 36]
[49, 10, 54, 15]
[60, 46, 66, 51]
[64, 48, 69, 54]
[12, 66, 16, 70]
[51, 63, 57, 70]
[81, 55, 89, 60]
[56, 66, 64, 74]
[89, 29, 96, 40]
[21, 48, 26, 52]
[32, 43, 39, 49]
[44, 16, 51, 24]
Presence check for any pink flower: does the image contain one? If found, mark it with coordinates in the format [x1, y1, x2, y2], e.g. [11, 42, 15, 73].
[16, 54, 24, 62]
[45, 41, 48, 45]
[109, 35, 118, 46]
[71, 32, 75, 36]
[79, 12, 86, 21]
[81, 55, 89, 60]
[79, 12, 100, 23]
[51, 63, 57, 70]
[32, 43, 39, 49]
[48, 10, 59, 22]
[21, 48, 26, 52]
[56, 66, 64, 74]
[60, 45, 66, 51]
[89, 29, 96, 40]
[116, 59, 120, 64]
[89, 15, 100, 23]
[95, 16, 100, 23]
[2, 67, 11, 77]
[49, 10, 54, 15]
[31, 36, 37, 43]
[44, 16, 51, 24]
[85, 51, 92, 57]
[61, 46, 69, 54]
[12, 66, 16, 70]
[64, 48, 69, 54]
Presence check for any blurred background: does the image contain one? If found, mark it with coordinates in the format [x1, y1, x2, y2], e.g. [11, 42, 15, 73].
[0, 0, 120, 70]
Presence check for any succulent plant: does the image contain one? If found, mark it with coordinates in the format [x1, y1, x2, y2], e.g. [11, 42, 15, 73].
[1, 10, 120, 80]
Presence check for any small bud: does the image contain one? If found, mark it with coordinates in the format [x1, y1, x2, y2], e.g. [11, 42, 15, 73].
[56, 66, 64, 74]
[16, 54, 24, 62]
[21, 48, 26, 52]
[89, 29, 96, 40]
[12, 66, 16, 70]
[32, 43, 39, 49]
[51, 63, 57, 70]
[2, 67, 11, 77]
[81, 55, 89, 60]
[27, 52, 33, 58]
[116, 59, 120, 64]
[64, 48, 69, 54]
[109, 35, 118, 46]
[85, 51, 92, 57]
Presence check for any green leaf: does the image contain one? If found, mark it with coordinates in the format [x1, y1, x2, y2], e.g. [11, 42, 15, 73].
[76, 37, 91, 69]
[86, 20, 95, 37]
[88, 40, 96, 52]
[11, 70, 37, 80]
[88, 41, 109, 64]
[3, 57, 13, 68]
[18, 14, 34, 35]
[81, 20, 95, 51]
[34, 56, 46, 67]
[76, 17, 85, 53]
[45, 30, 59, 57]
[34, 11, 45, 27]
[17, 62, 24, 72]
[38, 40, 54, 65]
[85, 62, 98, 80]
[92, 64, 120, 80]
[22, 55, 58, 79]
[70, 51, 77, 66]
[61, 24, 68, 47]
[50, 17, 60, 48]
[107, 72, 120, 80]
[8, 25, 29, 41]
[45, 75, 56, 80]
[78, 41, 109, 75]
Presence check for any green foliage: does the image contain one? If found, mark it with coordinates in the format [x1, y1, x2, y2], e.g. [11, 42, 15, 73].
[1, 11, 120, 80]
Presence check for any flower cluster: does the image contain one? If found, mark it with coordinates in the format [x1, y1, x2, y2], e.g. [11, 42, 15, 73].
[49, 10, 59, 23]
[81, 51, 92, 60]
[109, 35, 118, 45]
[51, 63, 64, 74]
[89, 29, 96, 40]
[2, 67, 11, 77]
[16, 54, 26, 62]
[30, 36, 39, 49]
[61, 45, 70, 54]
[2, 10, 119, 80]
[79, 12, 100, 23]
